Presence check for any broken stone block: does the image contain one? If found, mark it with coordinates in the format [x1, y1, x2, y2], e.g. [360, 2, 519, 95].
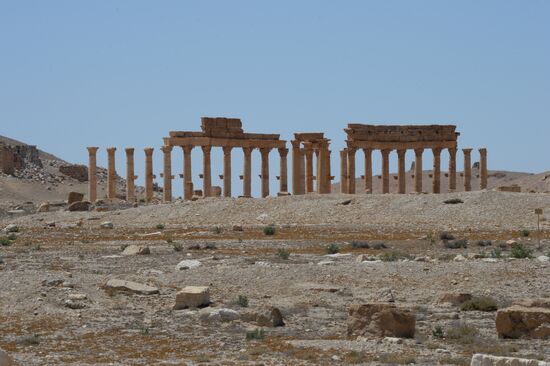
[175, 259, 201, 271]
[3, 224, 18, 233]
[496, 299, 550, 339]
[174, 286, 210, 309]
[200, 308, 240, 323]
[471, 353, 550, 366]
[121, 245, 150, 256]
[437, 292, 472, 306]
[347, 303, 415, 338]
[67, 191, 84, 205]
[100, 221, 114, 229]
[103, 279, 159, 296]
[68, 201, 91, 212]
[37, 202, 50, 213]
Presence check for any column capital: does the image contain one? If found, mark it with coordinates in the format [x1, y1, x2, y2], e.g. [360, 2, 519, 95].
[278, 147, 289, 157]
[348, 146, 357, 154]
[106, 147, 116, 153]
[260, 147, 271, 155]
[87, 147, 99, 154]
[144, 147, 154, 155]
[222, 146, 232, 155]
[182, 145, 193, 154]
[478, 147, 487, 154]
[161, 145, 173, 153]
[448, 147, 457, 153]
[462, 148, 473, 153]
[414, 148, 424, 155]
[291, 140, 301, 149]
[381, 148, 392, 155]
[363, 147, 373, 154]
[125, 147, 135, 154]
[201, 145, 212, 154]
[397, 149, 406, 157]
[432, 147, 443, 155]
[242, 146, 253, 155]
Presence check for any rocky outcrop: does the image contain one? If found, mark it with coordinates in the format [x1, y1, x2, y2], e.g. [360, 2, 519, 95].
[471, 353, 550, 366]
[347, 303, 415, 338]
[496, 299, 550, 339]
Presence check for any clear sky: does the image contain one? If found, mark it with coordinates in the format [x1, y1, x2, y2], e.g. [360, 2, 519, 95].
[1, 1, 549, 197]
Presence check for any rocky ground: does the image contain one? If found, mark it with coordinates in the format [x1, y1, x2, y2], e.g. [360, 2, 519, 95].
[0, 191, 549, 365]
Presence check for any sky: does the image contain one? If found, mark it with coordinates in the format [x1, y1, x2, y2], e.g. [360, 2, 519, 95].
[1, 1, 549, 197]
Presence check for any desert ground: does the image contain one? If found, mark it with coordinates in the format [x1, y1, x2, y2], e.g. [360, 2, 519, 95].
[1, 191, 549, 365]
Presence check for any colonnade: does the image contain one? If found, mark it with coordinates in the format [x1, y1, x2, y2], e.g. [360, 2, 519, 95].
[291, 138, 331, 195]
[340, 147, 488, 194]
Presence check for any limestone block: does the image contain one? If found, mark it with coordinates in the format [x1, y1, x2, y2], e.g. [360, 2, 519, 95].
[496, 300, 550, 339]
[347, 303, 415, 338]
[68, 201, 91, 212]
[37, 202, 50, 212]
[241, 306, 285, 327]
[103, 279, 159, 296]
[471, 354, 550, 366]
[437, 292, 472, 306]
[174, 286, 210, 309]
[67, 191, 84, 204]
[121, 245, 150, 256]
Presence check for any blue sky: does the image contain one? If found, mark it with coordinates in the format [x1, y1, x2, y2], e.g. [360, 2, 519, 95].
[1, 1, 549, 197]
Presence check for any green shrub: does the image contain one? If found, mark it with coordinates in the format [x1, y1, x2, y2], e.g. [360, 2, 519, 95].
[173, 243, 183, 252]
[519, 229, 530, 237]
[263, 225, 275, 236]
[156, 224, 165, 230]
[325, 243, 340, 254]
[351, 241, 370, 249]
[460, 296, 498, 312]
[246, 328, 265, 340]
[490, 248, 502, 258]
[511, 243, 533, 259]
[276, 248, 290, 260]
[212, 226, 221, 234]
[120, 244, 129, 251]
[432, 325, 444, 338]
[235, 295, 249, 307]
[0, 238, 11, 246]
[380, 252, 400, 262]
[7, 233, 17, 241]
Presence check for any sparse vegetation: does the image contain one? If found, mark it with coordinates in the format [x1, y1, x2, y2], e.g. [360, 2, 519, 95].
[444, 198, 463, 204]
[263, 225, 275, 236]
[156, 224, 165, 230]
[519, 229, 530, 237]
[246, 328, 265, 340]
[350, 241, 370, 249]
[511, 243, 533, 259]
[212, 226, 221, 234]
[460, 296, 498, 312]
[490, 248, 502, 258]
[378, 353, 416, 364]
[476, 240, 492, 247]
[432, 325, 444, 338]
[325, 243, 340, 254]
[234, 294, 249, 307]
[444, 239, 468, 249]
[120, 244, 129, 251]
[276, 248, 290, 260]
[439, 232, 455, 241]
[380, 252, 400, 262]
[7, 233, 17, 241]
[0, 237, 11, 246]
[344, 351, 366, 364]
[173, 242, 183, 252]
[446, 324, 479, 344]
[16, 334, 40, 346]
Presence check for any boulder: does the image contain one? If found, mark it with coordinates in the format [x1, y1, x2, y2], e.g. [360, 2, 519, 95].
[103, 279, 159, 296]
[121, 245, 150, 256]
[496, 299, 550, 339]
[252, 306, 284, 327]
[67, 191, 84, 204]
[200, 308, 240, 323]
[347, 303, 415, 338]
[471, 354, 550, 366]
[100, 221, 114, 229]
[3, 224, 18, 233]
[37, 202, 50, 213]
[175, 259, 201, 270]
[68, 201, 91, 212]
[537, 255, 549, 263]
[437, 292, 473, 306]
[174, 286, 210, 309]
[0, 348, 15, 366]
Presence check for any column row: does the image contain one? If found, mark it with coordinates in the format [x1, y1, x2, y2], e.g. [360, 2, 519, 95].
[340, 147, 488, 194]
[291, 140, 331, 195]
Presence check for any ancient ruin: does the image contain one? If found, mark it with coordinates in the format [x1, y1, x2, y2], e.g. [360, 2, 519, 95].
[291, 133, 332, 195]
[0, 142, 41, 175]
[342, 124, 488, 194]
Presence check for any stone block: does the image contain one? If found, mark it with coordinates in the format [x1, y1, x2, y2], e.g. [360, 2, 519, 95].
[174, 286, 210, 309]
[68, 201, 91, 212]
[59, 165, 88, 182]
[347, 303, 415, 338]
[471, 354, 550, 366]
[103, 279, 159, 296]
[121, 245, 150, 256]
[496, 300, 550, 339]
[67, 192, 84, 204]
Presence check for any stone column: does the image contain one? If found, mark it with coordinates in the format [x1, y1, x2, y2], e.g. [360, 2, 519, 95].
[291, 140, 301, 195]
[144, 148, 154, 202]
[87, 147, 99, 202]
[260, 147, 270, 198]
[479, 148, 488, 190]
[432, 148, 442, 194]
[299, 149, 306, 194]
[182, 146, 193, 200]
[278, 147, 288, 193]
[347, 148, 356, 194]
[363, 148, 373, 194]
[161, 146, 173, 203]
[314, 148, 321, 193]
[201, 146, 212, 197]
[125, 148, 136, 202]
[381, 149, 391, 194]
[463, 148, 472, 192]
[318, 140, 329, 194]
[414, 148, 423, 193]
[106, 147, 116, 200]
[340, 149, 348, 194]
[304, 143, 314, 193]
[397, 149, 406, 194]
[327, 150, 332, 193]
[242, 147, 252, 197]
[222, 146, 232, 197]
[448, 147, 457, 192]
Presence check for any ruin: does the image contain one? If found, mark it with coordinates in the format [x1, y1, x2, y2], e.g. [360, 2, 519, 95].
[0, 142, 41, 175]
[342, 124, 488, 194]
[86, 122, 489, 201]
